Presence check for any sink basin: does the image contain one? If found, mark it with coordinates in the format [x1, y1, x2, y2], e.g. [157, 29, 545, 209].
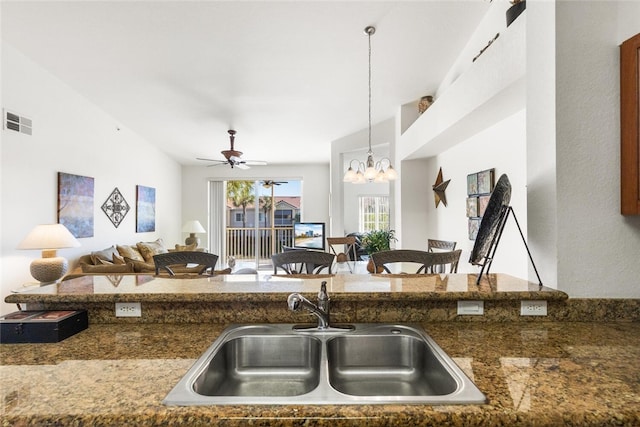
[163, 324, 486, 405]
[193, 334, 321, 397]
[327, 334, 457, 397]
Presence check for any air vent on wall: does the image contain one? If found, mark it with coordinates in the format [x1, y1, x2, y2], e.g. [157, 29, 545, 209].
[4, 109, 32, 135]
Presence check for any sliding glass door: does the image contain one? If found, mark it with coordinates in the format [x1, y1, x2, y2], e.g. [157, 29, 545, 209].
[215, 179, 301, 271]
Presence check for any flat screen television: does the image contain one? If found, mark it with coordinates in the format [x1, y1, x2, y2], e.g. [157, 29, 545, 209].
[293, 222, 325, 251]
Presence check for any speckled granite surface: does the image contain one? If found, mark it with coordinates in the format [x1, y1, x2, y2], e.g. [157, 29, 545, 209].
[1, 321, 639, 426]
[7, 273, 583, 324]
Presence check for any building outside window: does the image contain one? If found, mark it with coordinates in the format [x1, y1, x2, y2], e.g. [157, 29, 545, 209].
[359, 196, 389, 232]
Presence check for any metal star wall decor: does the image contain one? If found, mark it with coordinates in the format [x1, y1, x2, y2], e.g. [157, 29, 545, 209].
[433, 167, 451, 208]
[101, 187, 130, 228]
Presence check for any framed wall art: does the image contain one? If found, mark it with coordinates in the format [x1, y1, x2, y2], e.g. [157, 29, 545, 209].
[136, 185, 156, 233]
[466, 168, 496, 240]
[57, 172, 94, 238]
[101, 187, 130, 228]
[477, 169, 495, 195]
[468, 218, 481, 240]
[466, 197, 478, 218]
[467, 173, 478, 196]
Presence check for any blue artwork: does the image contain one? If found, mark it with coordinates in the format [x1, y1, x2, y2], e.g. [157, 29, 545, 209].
[58, 172, 94, 238]
[136, 185, 156, 233]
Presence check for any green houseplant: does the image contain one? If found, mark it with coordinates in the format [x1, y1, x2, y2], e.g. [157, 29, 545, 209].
[361, 229, 396, 273]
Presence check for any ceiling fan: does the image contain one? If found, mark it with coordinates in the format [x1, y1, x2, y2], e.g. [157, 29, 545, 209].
[197, 129, 267, 169]
[262, 180, 288, 188]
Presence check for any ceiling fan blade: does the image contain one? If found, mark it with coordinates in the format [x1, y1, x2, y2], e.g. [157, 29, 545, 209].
[244, 160, 268, 166]
[196, 157, 223, 162]
[235, 163, 250, 170]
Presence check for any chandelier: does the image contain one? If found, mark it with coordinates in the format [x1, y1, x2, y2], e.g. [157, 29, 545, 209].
[343, 26, 398, 184]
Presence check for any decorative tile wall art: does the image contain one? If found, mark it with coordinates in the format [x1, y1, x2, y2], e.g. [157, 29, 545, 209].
[466, 197, 478, 218]
[57, 172, 94, 238]
[468, 217, 481, 240]
[101, 187, 130, 228]
[478, 195, 491, 217]
[136, 185, 156, 233]
[477, 169, 495, 195]
[466, 168, 496, 240]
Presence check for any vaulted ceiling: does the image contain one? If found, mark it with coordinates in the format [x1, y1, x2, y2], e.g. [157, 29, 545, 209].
[2, 1, 490, 165]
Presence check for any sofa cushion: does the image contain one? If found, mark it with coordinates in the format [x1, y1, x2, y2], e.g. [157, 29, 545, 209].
[137, 238, 167, 263]
[124, 257, 156, 273]
[117, 245, 144, 262]
[90, 245, 118, 265]
[81, 262, 134, 274]
[112, 253, 126, 264]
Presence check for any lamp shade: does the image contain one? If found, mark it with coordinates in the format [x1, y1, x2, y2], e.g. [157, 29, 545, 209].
[182, 220, 206, 234]
[17, 224, 80, 284]
[18, 224, 80, 250]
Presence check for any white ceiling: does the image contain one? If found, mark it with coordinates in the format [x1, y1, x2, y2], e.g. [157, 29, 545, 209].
[1, 1, 490, 166]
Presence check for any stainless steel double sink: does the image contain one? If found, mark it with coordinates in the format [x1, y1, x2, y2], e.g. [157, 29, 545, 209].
[163, 323, 486, 405]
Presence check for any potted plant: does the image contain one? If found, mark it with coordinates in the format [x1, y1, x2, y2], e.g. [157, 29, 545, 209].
[361, 229, 396, 273]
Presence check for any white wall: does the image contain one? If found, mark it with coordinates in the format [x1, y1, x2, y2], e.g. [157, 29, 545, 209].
[553, 1, 640, 298]
[0, 43, 182, 315]
[181, 162, 330, 250]
[401, 110, 528, 277]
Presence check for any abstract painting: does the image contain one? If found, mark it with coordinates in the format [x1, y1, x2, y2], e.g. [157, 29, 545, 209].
[101, 188, 130, 228]
[136, 185, 156, 233]
[58, 172, 94, 238]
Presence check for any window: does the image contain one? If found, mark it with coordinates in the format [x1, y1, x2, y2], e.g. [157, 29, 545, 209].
[235, 212, 243, 222]
[358, 196, 389, 232]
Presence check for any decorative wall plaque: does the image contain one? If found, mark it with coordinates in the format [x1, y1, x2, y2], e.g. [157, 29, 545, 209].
[101, 187, 130, 228]
[432, 167, 450, 208]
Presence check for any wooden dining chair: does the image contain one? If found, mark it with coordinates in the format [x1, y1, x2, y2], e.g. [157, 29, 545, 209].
[371, 249, 462, 274]
[427, 239, 457, 252]
[371, 249, 432, 274]
[427, 239, 457, 273]
[271, 250, 335, 275]
[424, 249, 462, 274]
[153, 251, 219, 276]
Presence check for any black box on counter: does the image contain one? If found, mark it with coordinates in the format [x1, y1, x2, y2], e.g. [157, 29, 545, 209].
[0, 310, 88, 343]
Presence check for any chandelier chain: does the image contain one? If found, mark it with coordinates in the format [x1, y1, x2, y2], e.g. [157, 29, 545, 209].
[367, 27, 372, 155]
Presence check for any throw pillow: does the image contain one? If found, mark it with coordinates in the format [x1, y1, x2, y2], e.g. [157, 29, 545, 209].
[137, 238, 167, 263]
[117, 245, 144, 262]
[90, 245, 118, 265]
[81, 262, 134, 274]
[112, 253, 126, 265]
[124, 257, 156, 273]
[97, 258, 114, 266]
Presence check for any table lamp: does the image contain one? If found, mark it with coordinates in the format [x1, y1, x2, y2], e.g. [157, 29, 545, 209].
[18, 223, 81, 283]
[182, 220, 206, 247]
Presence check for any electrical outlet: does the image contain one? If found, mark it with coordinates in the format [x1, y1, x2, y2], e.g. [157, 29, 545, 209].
[520, 300, 547, 316]
[457, 300, 484, 315]
[115, 302, 142, 317]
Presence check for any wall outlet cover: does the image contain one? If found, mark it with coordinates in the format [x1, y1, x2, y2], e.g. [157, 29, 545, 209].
[457, 300, 484, 315]
[115, 302, 142, 317]
[520, 300, 547, 316]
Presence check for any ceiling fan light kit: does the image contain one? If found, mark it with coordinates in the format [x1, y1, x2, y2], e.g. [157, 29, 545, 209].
[343, 26, 397, 185]
[197, 129, 267, 169]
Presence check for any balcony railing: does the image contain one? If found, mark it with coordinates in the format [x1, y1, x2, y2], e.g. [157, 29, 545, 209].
[226, 226, 294, 261]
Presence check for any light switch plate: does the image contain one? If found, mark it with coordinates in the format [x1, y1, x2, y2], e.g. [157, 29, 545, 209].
[457, 300, 484, 315]
[520, 300, 547, 316]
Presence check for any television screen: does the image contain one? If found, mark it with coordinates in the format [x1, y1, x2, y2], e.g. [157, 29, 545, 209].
[293, 222, 325, 251]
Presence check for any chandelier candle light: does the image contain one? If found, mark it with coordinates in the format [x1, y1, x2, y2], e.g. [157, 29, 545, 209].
[343, 26, 398, 184]
[17, 223, 81, 284]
